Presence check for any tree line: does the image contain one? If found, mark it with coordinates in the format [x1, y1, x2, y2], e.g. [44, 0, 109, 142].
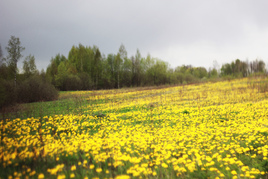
[0, 36, 267, 107]
[0, 36, 58, 108]
[46, 44, 216, 91]
[46, 44, 266, 90]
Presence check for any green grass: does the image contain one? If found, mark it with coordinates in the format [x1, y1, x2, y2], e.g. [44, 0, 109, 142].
[0, 91, 106, 120]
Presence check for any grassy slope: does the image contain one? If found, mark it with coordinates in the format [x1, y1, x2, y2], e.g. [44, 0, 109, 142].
[1, 77, 268, 179]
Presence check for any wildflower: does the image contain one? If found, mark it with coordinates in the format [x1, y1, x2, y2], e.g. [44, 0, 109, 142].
[96, 167, 102, 173]
[161, 163, 168, 168]
[89, 164, 95, 169]
[38, 173, 45, 179]
[29, 171, 36, 176]
[57, 175, 66, 179]
[231, 170, 237, 175]
[71, 165, 76, 171]
[115, 175, 130, 179]
[70, 173, 75, 178]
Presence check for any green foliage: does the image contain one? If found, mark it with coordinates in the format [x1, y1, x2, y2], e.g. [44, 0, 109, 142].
[55, 61, 68, 89]
[0, 79, 5, 107]
[17, 75, 58, 103]
[0, 44, 3, 60]
[0, 79, 17, 108]
[44, 43, 268, 91]
[221, 59, 266, 77]
[64, 75, 82, 91]
[209, 68, 218, 78]
[5, 36, 25, 67]
[5, 36, 25, 87]
[23, 54, 38, 78]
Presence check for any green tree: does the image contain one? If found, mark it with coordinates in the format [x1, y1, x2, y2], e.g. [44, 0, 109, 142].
[221, 63, 232, 76]
[122, 56, 132, 87]
[208, 68, 218, 78]
[131, 49, 142, 86]
[55, 61, 68, 90]
[0, 44, 3, 62]
[5, 36, 25, 87]
[23, 54, 38, 78]
[250, 59, 266, 73]
[115, 53, 122, 88]
[143, 54, 156, 85]
[193, 67, 207, 79]
[106, 54, 116, 88]
[93, 46, 102, 89]
[147, 59, 168, 85]
[46, 54, 67, 86]
[115, 44, 127, 88]
[68, 44, 94, 74]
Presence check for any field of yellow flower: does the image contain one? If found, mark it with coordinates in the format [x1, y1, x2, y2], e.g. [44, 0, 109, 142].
[1, 77, 268, 179]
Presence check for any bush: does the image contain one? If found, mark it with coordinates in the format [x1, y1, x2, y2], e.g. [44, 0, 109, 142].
[17, 75, 58, 103]
[79, 72, 93, 90]
[65, 75, 82, 91]
[0, 79, 17, 108]
[184, 73, 197, 84]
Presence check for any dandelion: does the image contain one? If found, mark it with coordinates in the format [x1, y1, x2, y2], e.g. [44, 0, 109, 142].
[57, 174, 66, 179]
[115, 175, 131, 179]
[89, 164, 95, 169]
[231, 170, 237, 175]
[29, 171, 36, 176]
[70, 173, 75, 178]
[71, 165, 76, 171]
[38, 173, 45, 179]
[161, 163, 168, 168]
[96, 167, 102, 173]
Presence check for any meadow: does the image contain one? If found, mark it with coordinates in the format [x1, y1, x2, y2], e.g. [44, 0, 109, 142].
[1, 77, 268, 179]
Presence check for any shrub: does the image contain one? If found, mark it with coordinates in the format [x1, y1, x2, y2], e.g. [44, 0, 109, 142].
[17, 75, 58, 103]
[0, 79, 17, 108]
[79, 72, 93, 90]
[184, 73, 197, 83]
[65, 75, 82, 91]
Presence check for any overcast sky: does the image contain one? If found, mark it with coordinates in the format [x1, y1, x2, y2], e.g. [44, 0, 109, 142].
[1, 0, 268, 71]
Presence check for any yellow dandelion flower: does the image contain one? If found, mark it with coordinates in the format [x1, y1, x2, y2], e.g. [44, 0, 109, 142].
[70, 173, 75, 178]
[89, 164, 95, 169]
[30, 171, 36, 176]
[231, 170, 237, 175]
[57, 174, 66, 179]
[96, 168, 102, 173]
[115, 175, 130, 179]
[38, 173, 45, 179]
[161, 163, 168, 168]
[71, 165, 76, 171]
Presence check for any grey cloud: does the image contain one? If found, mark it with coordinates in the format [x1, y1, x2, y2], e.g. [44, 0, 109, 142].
[1, 0, 268, 70]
